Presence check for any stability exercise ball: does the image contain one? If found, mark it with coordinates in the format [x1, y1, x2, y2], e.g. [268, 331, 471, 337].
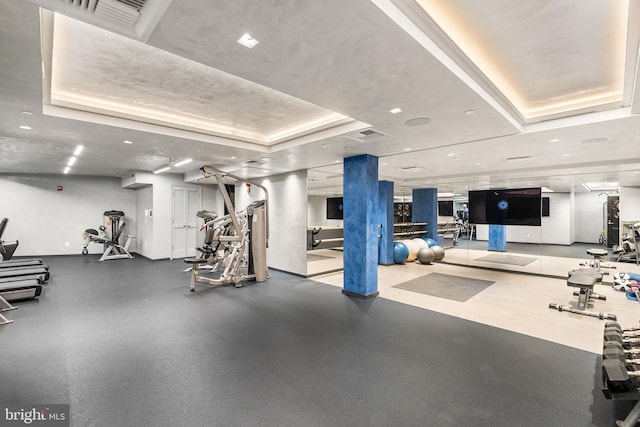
[417, 247, 435, 264]
[400, 239, 419, 262]
[412, 238, 428, 250]
[431, 245, 445, 261]
[393, 242, 409, 264]
[423, 237, 437, 248]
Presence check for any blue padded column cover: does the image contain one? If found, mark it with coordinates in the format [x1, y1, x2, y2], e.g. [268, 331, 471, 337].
[343, 154, 379, 298]
[412, 188, 437, 241]
[488, 224, 507, 251]
[378, 180, 394, 265]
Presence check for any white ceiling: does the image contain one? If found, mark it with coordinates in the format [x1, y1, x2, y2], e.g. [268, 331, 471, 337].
[1, 0, 639, 197]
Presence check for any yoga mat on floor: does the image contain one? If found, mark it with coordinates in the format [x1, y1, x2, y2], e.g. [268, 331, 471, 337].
[392, 272, 495, 302]
[475, 254, 538, 266]
[307, 254, 335, 262]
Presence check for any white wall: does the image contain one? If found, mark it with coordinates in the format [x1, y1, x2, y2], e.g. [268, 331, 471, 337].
[307, 195, 342, 227]
[0, 174, 136, 256]
[573, 191, 609, 243]
[237, 170, 308, 276]
[135, 186, 153, 258]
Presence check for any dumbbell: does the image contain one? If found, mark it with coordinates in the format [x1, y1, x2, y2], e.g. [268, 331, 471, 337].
[606, 321, 640, 333]
[602, 358, 640, 393]
[605, 325, 640, 338]
[605, 341, 640, 358]
[604, 342, 640, 365]
[604, 329, 640, 348]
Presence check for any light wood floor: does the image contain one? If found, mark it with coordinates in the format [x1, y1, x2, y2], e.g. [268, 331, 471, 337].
[311, 247, 640, 354]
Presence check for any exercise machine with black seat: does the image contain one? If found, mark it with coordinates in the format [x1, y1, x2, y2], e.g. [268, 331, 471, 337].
[183, 165, 269, 290]
[0, 218, 50, 283]
[82, 210, 135, 261]
[548, 248, 617, 320]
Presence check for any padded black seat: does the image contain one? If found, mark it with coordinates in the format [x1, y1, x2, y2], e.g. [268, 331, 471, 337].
[587, 248, 608, 257]
[567, 273, 597, 289]
[569, 268, 603, 282]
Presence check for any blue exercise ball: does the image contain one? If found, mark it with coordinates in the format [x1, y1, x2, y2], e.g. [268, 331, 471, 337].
[424, 237, 437, 248]
[393, 242, 410, 264]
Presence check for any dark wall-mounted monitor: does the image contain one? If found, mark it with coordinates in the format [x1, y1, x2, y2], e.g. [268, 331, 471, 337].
[469, 187, 542, 226]
[327, 197, 344, 220]
[542, 197, 550, 217]
[438, 200, 454, 217]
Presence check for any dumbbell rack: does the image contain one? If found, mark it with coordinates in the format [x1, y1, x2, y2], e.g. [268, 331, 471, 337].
[602, 322, 640, 426]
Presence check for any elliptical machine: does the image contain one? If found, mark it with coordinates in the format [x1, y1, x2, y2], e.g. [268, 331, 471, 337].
[82, 210, 135, 261]
[184, 165, 269, 290]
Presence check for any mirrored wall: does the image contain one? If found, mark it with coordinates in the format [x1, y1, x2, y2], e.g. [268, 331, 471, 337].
[306, 172, 633, 278]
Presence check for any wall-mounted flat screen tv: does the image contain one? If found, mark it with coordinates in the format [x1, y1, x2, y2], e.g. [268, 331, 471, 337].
[327, 197, 344, 220]
[468, 187, 542, 226]
[438, 200, 454, 217]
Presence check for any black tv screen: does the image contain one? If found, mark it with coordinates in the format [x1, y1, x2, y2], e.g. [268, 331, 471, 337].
[438, 201, 454, 216]
[327, 197, 344, 219]
[469, 188, 542, 226]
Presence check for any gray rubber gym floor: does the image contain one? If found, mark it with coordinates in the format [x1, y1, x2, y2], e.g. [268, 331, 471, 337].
[0, 256, 629, 426]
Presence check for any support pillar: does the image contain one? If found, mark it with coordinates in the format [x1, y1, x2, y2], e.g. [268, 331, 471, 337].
[378, 180, 394, 265]
[412, 188, 438, 241]
[342, 154, 379, 298]
[488, 224, 507, 251]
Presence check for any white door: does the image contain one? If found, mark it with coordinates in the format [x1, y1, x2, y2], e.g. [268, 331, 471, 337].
[172, 186, 201, 259]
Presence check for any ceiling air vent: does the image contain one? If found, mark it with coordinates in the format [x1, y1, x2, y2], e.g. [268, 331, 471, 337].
[94, 0, 145, 27]
[47, 0, 148, 28]
[504, 155, 532, 161]
[398, 166, 424, 172]
[344, 128, 389, 143]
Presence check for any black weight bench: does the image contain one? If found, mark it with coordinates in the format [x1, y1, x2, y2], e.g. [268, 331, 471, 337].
[0, 280, 43, 302]
[549, 269, 616, 320]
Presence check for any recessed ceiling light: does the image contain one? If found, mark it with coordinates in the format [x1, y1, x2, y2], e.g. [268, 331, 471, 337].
[123, 140, 133, 144]
[447, 153, 455, 157]
[237, 33, 259, 49]
[474, 163, 481, 166]
[464, 109, 476, 115]
[562, 153, 571, 157]
[334, 160, 341, 163]
[403, 148, 411, 151]
[73, 145, 84, 156]
[67, 156, 77, 166]
[19, 125, 31, 130]
[382, 163, 388, 166]
[63, 166, 70, 174]
[550, 138, 560, 142]
[390, 108, 402, 114]
[20, 110, 34, 115]
[174, 158, 193, 167]
[404, 117, 431, 126]
[230, 156, 237, 160]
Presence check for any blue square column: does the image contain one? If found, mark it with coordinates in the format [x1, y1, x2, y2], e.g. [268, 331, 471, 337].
[342, 154, 379, 298]
[378, 180, 394, 265]
[412, 188, 438, 241]
[488, 224, 507, 251]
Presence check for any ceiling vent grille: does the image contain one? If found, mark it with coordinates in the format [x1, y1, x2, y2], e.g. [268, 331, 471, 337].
[504, 155, 532, 161]
[53, 0, 146, 27]
[344, 128, 389, 143]
[94, 0, 144, 27]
